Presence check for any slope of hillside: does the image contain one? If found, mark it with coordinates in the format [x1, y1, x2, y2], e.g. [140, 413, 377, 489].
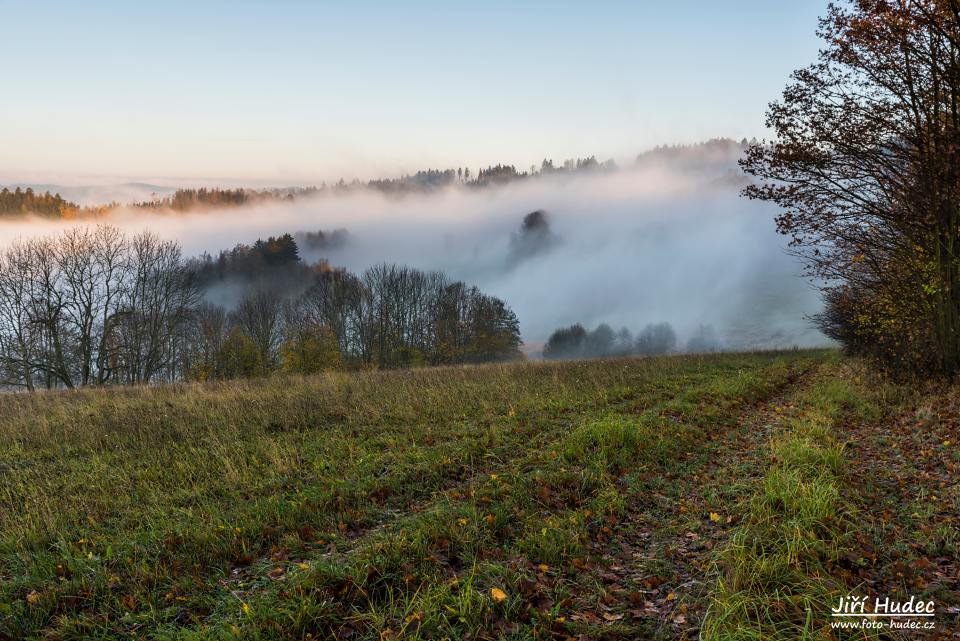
[0, 351, 956, 639]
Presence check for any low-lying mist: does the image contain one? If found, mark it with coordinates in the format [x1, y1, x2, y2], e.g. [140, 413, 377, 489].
[0, 156, 827, 353]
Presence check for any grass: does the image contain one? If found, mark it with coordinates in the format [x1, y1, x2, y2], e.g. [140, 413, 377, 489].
[2, 349, 955, 639]
[700, 362, 920, 640]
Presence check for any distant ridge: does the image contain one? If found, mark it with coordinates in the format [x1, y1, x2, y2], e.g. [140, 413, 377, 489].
[2, 138, 753, 214]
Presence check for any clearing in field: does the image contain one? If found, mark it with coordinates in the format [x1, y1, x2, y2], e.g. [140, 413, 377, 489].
[0, 351, 957, 640]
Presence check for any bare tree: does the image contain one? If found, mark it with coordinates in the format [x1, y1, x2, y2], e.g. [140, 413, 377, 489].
[112, 232, 198, 384]
[299, 268, 362, 358]
[0, 240, 42, 389]
[29, 236, 73, 388]
[183, 301, 229, 381]
[55, 226, 130, 385]
[232, 288, 283, 369]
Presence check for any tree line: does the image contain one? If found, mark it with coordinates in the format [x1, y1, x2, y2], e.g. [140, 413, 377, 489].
[0, 187, 77, 218]
[0, 226, 522, 390]
[1, 153, 622, 219]
[541, 321, 722, 360]
[0, 227, 197, 388]
[189, 262, 523, 380]
[744, 1, 960, 378]
[132, 187, 316, 212]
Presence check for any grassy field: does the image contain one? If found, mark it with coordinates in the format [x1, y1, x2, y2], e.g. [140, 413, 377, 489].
[0, 351, 957, 640]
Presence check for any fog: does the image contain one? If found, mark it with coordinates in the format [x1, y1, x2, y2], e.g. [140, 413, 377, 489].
[0, 155, 827, 353]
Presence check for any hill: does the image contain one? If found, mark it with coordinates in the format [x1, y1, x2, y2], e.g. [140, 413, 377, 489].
[4, 183, 177, 208]
[0, 138, 749, 217]
[0, 351, 956, 639]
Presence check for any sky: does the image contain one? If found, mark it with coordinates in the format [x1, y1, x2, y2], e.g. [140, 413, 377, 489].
[1, 0, 826, 185]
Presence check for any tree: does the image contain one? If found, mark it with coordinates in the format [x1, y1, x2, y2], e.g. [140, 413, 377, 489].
[253, 233, 300, 266]
[184, 302, 228, 381]
[0, 239, 42, 389]
[0, 226, 197, 388]
[217, 326, 266, 379]
[542, 324, 587, 360]
[232, 289, 284, 369]
[55, 226, 128, 385]
[299, 267, 366, 362]
[614, 327, 634, 356]
[585, 323, 616, 357]
[686, 324, 720, 353]
[742, 0, 960, 376]
[507, 210, 558, 265]
[636, 322, 677, 355]
[465, 293, 522, 363]
[113, 232, 199, 384]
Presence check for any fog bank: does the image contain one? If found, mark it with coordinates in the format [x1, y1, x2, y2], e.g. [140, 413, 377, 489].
[0, 159, 827, 352]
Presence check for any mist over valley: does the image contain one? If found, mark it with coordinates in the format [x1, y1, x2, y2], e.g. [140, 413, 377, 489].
[0, 140, 825, 355]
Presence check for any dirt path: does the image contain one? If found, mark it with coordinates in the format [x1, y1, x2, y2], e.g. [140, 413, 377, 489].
[542, 364, 822, 640]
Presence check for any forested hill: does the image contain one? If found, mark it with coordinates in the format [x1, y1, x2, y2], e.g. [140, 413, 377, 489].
[1, 138, 748, 218]
[0, 157, 609, 217]
[132, 187, 312, 211]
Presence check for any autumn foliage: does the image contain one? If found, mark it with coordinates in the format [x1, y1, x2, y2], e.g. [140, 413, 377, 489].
[743, 0, 960, 377]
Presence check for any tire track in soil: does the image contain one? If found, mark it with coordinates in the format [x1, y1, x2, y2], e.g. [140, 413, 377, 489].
[553, 363, 822, 640]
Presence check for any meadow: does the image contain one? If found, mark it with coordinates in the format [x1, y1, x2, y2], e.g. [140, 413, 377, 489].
[1, 351, 956, 640]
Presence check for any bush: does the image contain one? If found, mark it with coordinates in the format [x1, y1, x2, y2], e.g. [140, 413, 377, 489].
[217, 327, 268, 379]
[279, 324, 341, 375]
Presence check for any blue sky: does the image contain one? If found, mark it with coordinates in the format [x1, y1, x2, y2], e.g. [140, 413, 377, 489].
[1, 1, 826, 184]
